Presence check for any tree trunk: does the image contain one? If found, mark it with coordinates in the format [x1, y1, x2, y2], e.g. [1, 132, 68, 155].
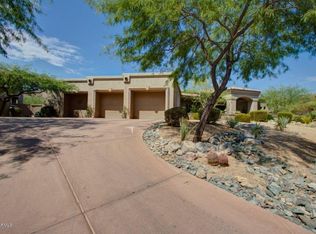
[193, 90, 222, 142]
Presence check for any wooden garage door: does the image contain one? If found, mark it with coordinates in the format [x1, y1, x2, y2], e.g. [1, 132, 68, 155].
[132, 91, 165, 119]
[98, 93, 123, 119]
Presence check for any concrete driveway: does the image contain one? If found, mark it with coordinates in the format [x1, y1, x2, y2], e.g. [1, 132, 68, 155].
[0, 118, 310, 234]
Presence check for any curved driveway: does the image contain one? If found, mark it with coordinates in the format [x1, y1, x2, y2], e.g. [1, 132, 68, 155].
[0, 118, 311, 234]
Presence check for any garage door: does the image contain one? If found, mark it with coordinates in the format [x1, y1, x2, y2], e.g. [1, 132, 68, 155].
[64, 93, 88, 117]
[97, 92, 123, 119]
[132, 91, 165, 119]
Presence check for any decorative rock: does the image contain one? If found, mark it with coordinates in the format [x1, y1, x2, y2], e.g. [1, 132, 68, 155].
[196, 142, 212, 153]
[307, 182, 316, 191]
[235, 176, 256, 188]
[167, 142, 181, 153]
[207, 151, 219, 166]
[181, 141, 196, 154]
[196, 168, 206, 179]
[267, 182, 282, 196]
[311, 209, 316, 219]
[184, 152, 197, 162]
[298, 215, 316, 229]
[291, 207, 306, 215]
[284, 210, 293, 217]
[176, 149, 183, 156]
[218, 153, 229, 167]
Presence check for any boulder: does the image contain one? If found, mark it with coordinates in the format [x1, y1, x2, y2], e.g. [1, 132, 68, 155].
[196, 142, 212, 153]
[181, 141, 196, 153]
[207, 151, 219, 166]
[167, 142, 181, 153]
[267, 182, 282, 196]
[218, 153, 229, 167]
[196, 168, 207, 179]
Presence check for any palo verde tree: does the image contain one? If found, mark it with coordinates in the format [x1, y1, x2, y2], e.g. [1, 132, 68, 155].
[88, 0, 316, 141]
[0, 64, 76, 115]
[0, 0, 44, 55]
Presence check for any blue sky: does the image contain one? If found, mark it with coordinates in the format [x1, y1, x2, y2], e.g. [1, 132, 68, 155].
[1, 0, 316, 92]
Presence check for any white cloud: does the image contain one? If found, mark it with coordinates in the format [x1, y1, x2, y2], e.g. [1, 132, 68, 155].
[306, 76, 316, 82]
[7, 35, 82, 67]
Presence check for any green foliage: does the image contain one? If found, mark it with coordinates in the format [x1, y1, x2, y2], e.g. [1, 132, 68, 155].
[165, 107, 188, 127]
[250, 110, 268, 122]
[180, 118, 190, 141]
[86, 105, 94, 118]
[188, 112, 199, 120]
[226, 119, 239, 128]
[251, 123, 264, 139]
[35, 106, 58, 117]
[88, 0, 316, 87]
[291, 99, 316, 115]
[301, 115, 312, 124]
[275, 117, 289, 131]
[235, 113, 251, 123]
[310, 111, 316, 120]
[0, 0, 43, 55]
[277, 112, 293, 123]
[0, 64, 76, 96]
[121, 106, 128, 119]
[261, 86, 310, 113]
[267, 114, 274, 121]
[23, 95, 45, 105]
[199, 107, 221, 124]
[293, 115, 304, 123]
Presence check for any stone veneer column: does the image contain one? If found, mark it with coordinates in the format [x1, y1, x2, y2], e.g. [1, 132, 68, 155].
[226, 98, 237, 115]
[250, 98, 259, 112]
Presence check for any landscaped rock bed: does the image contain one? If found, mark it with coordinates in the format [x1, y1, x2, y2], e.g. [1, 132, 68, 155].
[143, 122, 316, 232]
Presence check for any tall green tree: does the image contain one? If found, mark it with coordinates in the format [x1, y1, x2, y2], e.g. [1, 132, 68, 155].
[88, 0, 316, 141]
[261, 86, 310, 113]
[0, 64, 76, 115]
[0, 0, 44, 55]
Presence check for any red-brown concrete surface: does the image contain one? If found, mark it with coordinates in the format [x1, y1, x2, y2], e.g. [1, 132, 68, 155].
[0, 118, 311, 234]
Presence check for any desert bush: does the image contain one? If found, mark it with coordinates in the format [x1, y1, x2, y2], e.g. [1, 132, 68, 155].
[86, 105, 94, 118]
[23, 95, 45, 105]
[226, 119, 239, 128]
[293, 115, 304, 123]
[235, 113, 251, 123]
[267, 114, 274, 121]
[250, 110, 268, 122]
[180, 118, 190, 141]
[291, 100, 316, 115]
[251, 123, 264, 139]
[199, 107, 221, 123]
[275, 117, 289, 131]
[301, 115, 312, 124]
[165, 107, 188, 127]
[310, 111, 316, 120]
[188, 112, 199, 120]
[35, 106, 58, 117]
[277, 112, 293, 122]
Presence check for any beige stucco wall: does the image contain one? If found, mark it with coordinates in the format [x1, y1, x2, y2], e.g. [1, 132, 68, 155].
[64, 72, 180, 119]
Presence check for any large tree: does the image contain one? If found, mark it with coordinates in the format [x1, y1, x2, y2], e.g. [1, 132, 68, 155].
[0, 0, 44, 55]
[88, 0, 316, 141]
[0, 64, 75, 115]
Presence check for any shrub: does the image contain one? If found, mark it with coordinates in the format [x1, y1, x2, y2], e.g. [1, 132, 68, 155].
[310, 111, 316, 120]
[165, 107, 188, 127]
[293, 115, 304, 123]
[121, 106, 128, 119]
[277, 112, 293, 122]
[188, 112, 200, 120]
[9, 106, 22, 117]
[180, 118, 190, 141]
[275, 117, 289, 131]
[35, 106, 58, 117]
[301, 115, 312, 124]
[235, 113, 251, 123]
[86, 105, 94, 118]
[250, 110, 268, 122]
[251, 123, 264, 139]
[226, 119, 239, 128]
[199, 107, 221, 123]
[267, 114, 274, 121]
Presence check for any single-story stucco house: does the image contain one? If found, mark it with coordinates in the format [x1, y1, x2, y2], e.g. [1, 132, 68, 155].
[63, 72, 181, 119]
[62, 72, 261, 119]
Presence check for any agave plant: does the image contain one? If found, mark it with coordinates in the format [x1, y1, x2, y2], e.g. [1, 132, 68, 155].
[275, 117, 289, 131]
[251, 123, 264, 139]
[226, 119, 239, 128]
